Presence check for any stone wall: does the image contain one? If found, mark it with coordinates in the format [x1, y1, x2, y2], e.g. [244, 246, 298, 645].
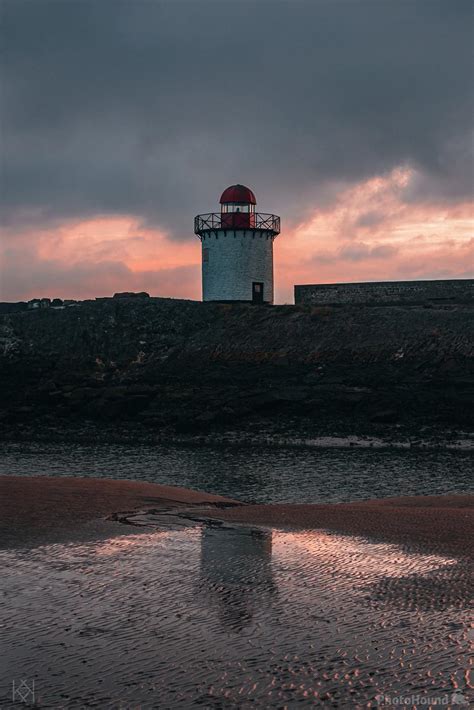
[294, 279, 474, 306]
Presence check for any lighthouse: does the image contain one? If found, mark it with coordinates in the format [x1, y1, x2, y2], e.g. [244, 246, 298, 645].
[194, 184, 280, 304]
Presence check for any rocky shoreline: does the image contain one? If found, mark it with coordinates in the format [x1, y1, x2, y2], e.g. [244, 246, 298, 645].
[1, 297, 473, 443]
[2, 419, 473, 453]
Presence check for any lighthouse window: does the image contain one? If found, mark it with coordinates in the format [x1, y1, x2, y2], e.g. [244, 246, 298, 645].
[222, 203, 251, 213]
[203, 248, 209, 263]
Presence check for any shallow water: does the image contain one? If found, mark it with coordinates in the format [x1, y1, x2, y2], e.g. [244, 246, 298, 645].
[1, 441, 472, 503]
[1, 442, 472, 707]
[0, 518, 471, 708]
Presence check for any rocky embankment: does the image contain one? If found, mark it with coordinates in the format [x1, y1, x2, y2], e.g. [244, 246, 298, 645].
[0, 298, 473, 442]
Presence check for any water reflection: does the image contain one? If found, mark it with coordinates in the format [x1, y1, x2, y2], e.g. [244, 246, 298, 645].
[200, 524, 276, 631]
[1, 524, 472, 707]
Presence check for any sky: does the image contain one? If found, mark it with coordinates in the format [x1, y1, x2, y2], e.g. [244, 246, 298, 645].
[1, 0, 473, 303]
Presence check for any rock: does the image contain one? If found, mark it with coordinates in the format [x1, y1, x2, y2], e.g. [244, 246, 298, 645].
[69, 387, 98, 402]
[0, 297, 473, 436]
[370, 409, 399, 423]
[113, 292, 150, 299]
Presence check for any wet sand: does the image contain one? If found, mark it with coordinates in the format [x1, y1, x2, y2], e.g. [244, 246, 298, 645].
[1, 475, 472, 559]
[1, 475, 473, 707]
[0, 475, 238, 547]
[199, 494, 474, 559]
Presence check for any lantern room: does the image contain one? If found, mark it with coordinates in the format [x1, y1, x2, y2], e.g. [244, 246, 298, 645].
[220, 184, 256, 228]
[194, 183, 280, 304]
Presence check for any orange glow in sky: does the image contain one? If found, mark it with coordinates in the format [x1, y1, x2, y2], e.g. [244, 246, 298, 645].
[275, 168, 473, 302]
[1, 167, 472, 303]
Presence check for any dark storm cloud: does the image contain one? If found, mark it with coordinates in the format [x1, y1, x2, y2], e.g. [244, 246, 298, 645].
[2, 0, 473, 238]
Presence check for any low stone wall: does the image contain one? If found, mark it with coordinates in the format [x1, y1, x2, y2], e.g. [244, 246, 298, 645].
[294, 279, 474, 306]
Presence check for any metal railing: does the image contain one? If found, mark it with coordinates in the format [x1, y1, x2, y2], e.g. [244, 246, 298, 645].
[194, 212, 280, 236]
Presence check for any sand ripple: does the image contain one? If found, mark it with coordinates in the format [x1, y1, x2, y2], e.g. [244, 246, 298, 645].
[0, 522, 472, 708]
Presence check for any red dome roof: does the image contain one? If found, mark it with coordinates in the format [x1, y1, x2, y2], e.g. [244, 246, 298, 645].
[219, 184, 256, 204]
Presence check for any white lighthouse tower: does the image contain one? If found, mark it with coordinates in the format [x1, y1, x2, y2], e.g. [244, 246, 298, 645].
[194, 184, 280, 304]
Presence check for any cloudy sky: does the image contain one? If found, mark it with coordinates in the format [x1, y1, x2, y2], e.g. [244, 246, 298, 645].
[1, 0, 472, 303]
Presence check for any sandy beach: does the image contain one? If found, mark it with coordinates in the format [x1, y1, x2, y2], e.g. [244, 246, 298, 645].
[194, 494, 474, 560]
[0, 475, 238, 548]
[1, 475, 473, 708]
[1, 475, 472, 558]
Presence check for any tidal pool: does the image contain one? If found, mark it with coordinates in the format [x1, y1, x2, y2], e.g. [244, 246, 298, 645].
[0, 517, 471, 708]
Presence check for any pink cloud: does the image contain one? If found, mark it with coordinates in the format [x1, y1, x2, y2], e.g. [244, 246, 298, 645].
[0, 216, 201, 301]
[1, 168, 472, 303]
[274, 168, 473, 302]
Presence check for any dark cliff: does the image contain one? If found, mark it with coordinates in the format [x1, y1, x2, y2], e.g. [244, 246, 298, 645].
[1, 297, 473, 439]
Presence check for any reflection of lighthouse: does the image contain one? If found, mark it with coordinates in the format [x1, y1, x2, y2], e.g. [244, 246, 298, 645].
[200, 524, 276, 631]
[194, 185, 280, 304]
